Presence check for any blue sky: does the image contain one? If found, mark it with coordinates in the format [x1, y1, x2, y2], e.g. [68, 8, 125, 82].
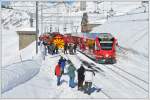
[65, 0, 75, 5]
[48, 0, 75, 5]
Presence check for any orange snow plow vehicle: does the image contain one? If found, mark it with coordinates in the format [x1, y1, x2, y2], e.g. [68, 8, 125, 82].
[39, 32, 64, 49]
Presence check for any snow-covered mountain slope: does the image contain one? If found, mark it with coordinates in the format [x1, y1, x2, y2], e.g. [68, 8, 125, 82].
[1, 1, 142, 34]
[2, 8, 30, 29]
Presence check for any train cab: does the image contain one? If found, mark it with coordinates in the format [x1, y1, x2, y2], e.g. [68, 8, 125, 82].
[94, 33, 117, 64]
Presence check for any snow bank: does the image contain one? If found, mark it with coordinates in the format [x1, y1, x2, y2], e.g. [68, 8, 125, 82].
[19, 41, 36, 61]
[2, 27, 19, 67]
[1, 40, 42, 94]
[1, 60, 41, 94]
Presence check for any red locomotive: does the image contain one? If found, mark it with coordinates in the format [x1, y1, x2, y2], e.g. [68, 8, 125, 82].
[93, 33, 117, 64]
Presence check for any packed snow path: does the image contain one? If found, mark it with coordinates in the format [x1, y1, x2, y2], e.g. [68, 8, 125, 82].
[2, 50, 148, 98]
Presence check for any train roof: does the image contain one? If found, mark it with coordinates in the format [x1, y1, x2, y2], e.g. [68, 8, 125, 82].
[98, 33, 113, 39]
[83, 33, 113, 39]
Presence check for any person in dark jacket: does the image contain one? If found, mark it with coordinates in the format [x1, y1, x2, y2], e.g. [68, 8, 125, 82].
[69, 44, 74, 55]
[77, 65, 85, 90]
[55, 62, 62, 86]
[73, 43, 77, 54]
[67, 60, 76, 88]
[51, 43, 55, 55]
[47, 42, 52, 54]
[55, 44, 59, 54]
[59, 56, 66, 74]
[64, 42, 68, 54]
[68, 44, 72, 54]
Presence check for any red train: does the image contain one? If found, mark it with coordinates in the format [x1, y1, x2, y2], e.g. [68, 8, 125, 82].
[64, 33, 117, 64]
[39, 32, 117, 64]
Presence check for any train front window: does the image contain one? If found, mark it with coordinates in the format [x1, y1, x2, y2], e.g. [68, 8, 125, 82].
[100, 43, 113, 50]
[99, 38, 113, 50]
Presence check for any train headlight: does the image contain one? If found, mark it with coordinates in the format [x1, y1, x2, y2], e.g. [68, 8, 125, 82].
[105, 54, 109, 57]
[99, 55, 103, 58]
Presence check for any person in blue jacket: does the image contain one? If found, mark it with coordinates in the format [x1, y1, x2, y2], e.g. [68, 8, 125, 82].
[59, 56, 66, 74]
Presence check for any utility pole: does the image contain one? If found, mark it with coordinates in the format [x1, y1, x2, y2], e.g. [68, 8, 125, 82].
[41, 4, 43, 34]
[36, 1, 39, 54]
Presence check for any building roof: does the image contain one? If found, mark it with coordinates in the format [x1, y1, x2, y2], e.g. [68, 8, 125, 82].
[16, 27, 36, 35]
[17, 27, 36, 32]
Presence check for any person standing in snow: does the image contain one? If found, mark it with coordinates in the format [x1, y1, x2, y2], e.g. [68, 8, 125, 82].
[83, 69, 95, 95]
[73, 43, 77, 54]
[64, 42, 68, 54]
[59, 56, 66, 74]
[43, 40, 48, 56]
[47, 42, 51, 54]
[55, 44, 59, 54]
[67, 60, 76, 88]
[71, 44, 74, 54]
[68, 43, 71, 54]
[51, 43, 55, 55]
[40, 41, 46, 60]
[77, 65, 85, 90]
[55, 62, 62, 86]
[48, 43, 53, 55]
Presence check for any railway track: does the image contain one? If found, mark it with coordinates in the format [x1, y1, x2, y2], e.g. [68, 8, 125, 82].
[103, 65, 148, 93]
[77, 50, 148, 93]
[111, 64, 148, 84]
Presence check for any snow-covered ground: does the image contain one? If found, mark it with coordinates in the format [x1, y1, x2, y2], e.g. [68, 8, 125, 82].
[2, 52, 107, 98]
[1, 1, 149, 99]
[2, 50, 148, 98]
